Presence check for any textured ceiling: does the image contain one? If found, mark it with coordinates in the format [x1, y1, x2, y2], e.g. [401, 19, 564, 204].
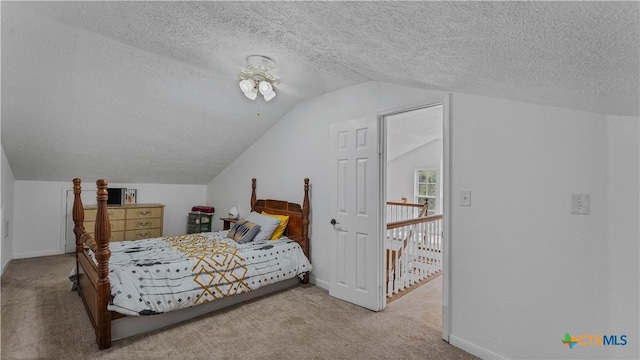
[2, 1, 638, 184]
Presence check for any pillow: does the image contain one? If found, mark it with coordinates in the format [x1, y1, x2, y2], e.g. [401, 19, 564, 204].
[261, 212, 289, 240]
[226, 219, 261, 244]
[246, 211, 281, 242]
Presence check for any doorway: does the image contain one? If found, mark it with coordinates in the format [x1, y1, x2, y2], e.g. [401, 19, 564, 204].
[380, 102, 448, 339]
[327, 97, 451, 341]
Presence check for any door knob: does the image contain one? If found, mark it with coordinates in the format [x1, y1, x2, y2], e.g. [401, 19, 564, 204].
[330, 219, 339, 225]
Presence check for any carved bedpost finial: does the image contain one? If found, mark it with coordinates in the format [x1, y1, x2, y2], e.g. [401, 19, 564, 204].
[72, 178, 85, 254]
[251, 178, 257, 211]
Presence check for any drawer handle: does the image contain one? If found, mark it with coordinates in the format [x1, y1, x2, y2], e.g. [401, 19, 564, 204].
[108, 211, 114, 217]
[138, 221, 150, 227]
[137, 232, 149, 238]
[138, 211, 151, 216]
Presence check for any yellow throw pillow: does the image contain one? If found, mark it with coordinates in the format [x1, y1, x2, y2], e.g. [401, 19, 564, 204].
[261, 212, 289, 240]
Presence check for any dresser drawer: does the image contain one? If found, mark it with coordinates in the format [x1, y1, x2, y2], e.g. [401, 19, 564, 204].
[86, 230, 125, 242]
[125, 228, 162, 241]
[126, 207, 163, 219]
[85, 219, 125, 233]
[111, 231, 125, 242]
[84, 208, 126, 221]
[125, 218, 162, 230]
[82, 204, 164, 243]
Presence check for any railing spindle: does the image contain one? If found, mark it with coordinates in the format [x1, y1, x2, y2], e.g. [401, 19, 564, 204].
[385, 211, 443, 297]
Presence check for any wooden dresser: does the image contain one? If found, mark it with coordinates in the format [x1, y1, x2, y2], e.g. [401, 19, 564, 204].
[83, 203, 165, 241]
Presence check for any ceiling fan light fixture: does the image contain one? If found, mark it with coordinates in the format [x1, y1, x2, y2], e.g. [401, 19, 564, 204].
[239, 79, 258, 100]
[262, 89, 276, 102]
[245, 86, 258, 100]
[238, 55, 279, 102]
[239, 79, 255, 94]
[258, 80, 272, 95]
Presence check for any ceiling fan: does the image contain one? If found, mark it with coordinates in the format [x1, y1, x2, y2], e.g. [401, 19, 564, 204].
[238, 55, 279, 101]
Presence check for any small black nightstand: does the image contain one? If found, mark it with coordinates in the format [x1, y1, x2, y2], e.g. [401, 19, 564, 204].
[187, 212, 213, 233]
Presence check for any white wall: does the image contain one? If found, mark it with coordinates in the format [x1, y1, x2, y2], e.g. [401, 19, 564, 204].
[208, 83, 638, 359]
[387, 138, 443, 212]
[448, 93, 639, 360]
[207, 81, 447, 287]
[13, 180, 207, 258]
[605, 115, 639, 357]
[1, 146, 16, 273]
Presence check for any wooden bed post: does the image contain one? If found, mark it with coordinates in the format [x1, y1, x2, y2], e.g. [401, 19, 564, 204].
[250, 178, 257, 211]
[95, 179, 112, 349]
[72, 179, 85, 255]
[302, 178, 310, 284]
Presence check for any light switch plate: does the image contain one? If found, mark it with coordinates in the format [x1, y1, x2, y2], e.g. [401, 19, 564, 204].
[460, 190, 471, 206]
[571, 194, 590, 215]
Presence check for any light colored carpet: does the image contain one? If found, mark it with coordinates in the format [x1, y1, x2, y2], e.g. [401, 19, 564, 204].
[1, 254, 476, 360]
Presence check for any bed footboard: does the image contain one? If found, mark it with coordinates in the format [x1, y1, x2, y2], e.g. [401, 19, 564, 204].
[73, 178, 113, 349]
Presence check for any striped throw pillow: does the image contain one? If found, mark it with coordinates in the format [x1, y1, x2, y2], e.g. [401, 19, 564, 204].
[226, 219, 261, 244]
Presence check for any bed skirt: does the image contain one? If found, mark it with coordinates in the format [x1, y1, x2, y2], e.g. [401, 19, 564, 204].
[111, 277, 301, 340]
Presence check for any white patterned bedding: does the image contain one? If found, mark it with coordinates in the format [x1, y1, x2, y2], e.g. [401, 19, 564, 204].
[101, 231, 311, 316]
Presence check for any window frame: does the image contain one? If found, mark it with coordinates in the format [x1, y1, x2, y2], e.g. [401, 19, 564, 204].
[414, 169, 437, 215]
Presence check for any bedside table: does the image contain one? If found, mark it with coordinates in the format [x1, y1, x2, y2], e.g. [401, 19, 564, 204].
[187, 212, 213, 234]
[220, 217, 239, 230]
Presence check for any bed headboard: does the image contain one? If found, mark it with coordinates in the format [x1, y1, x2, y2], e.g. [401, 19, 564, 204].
[250, 178, 310, 259]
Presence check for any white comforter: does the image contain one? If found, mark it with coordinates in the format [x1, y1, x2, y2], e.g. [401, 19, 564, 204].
[104, 231, 311, 316]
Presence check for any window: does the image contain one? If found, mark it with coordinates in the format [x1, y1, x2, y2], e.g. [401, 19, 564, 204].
[415, 169, 437, 215]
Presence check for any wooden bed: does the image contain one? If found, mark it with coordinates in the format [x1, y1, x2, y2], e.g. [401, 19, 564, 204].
[72, 177, 310, 349]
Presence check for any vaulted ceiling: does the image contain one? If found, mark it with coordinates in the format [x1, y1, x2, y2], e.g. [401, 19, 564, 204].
[2, 1, 638, 184]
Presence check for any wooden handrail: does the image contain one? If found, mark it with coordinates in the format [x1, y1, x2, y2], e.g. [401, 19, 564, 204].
[387, 197, 407, 203]
[386, 201, 423, 208]
[387, 200, 430, 217]
[387, 214, 443, 230]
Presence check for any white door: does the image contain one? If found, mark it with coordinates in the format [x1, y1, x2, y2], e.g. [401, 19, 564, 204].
[329, 117, 383, 311]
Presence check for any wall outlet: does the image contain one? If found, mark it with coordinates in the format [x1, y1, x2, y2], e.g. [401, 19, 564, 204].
[460, 190, 471, 206]
[571, 194, 590, 215]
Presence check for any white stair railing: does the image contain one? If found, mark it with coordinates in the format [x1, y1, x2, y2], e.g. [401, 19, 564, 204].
[386, 214, 442, 297]
[386, 200, 429, 223]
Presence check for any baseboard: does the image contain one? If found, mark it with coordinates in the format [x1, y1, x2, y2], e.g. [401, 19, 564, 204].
[1, 258, 12, 275]
[449, 335, 507, 360]
[12, 249, 63, 259]
[312, 276, 329, 290]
